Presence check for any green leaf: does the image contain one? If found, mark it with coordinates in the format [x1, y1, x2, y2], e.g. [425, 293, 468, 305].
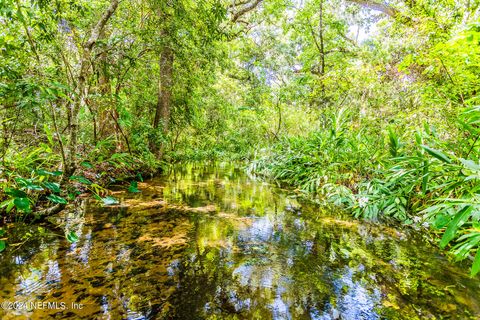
[43, 182, 61, 193]
[433, 213, 450, 229]
[14, 197, 30, 211]
[420, 145, 452, 163]
[101, 196, 119, 205]
[15, 177, 30, 186]
[460, 158, 480, 171]
[6, 200, 15, 213]
[440, 206, 473, 248]
[0, 240, 5, 252]
[0, 199, 12, 209]
[471, 249, 480, 276]
[15, 178, 44, 191]
[37, 169, 63, 177]
[0, 229, 5, 237]
[81, 161, 93, 169]
[70, 175, 92, 185]
[68, 191, 80, 200]
[421, 161, 429, 195]
[388, 127, 400, 157]
[5, 188, 27, 198]
[27, 184, 44, 191]
[43, 123, 54, 146]
[66, 231, 79, 243]
[36, 169, 55, 176]
[46, 194, 68, 204]
[128, 181, 140, 193]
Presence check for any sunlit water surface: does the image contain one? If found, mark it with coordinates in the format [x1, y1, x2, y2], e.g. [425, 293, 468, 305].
[1, 163, 480, 319]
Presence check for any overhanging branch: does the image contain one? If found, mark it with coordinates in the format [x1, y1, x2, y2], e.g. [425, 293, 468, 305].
[347, 0, 399, 17]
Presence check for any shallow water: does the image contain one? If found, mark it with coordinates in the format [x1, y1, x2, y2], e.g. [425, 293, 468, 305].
[1, 163, 480, 319]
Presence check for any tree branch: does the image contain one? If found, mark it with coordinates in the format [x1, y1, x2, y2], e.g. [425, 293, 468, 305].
[347, 0, 399, 17]
[228, 0, 251, 9]
[85, 0, 120, 50]
[232, 0, 263, 22]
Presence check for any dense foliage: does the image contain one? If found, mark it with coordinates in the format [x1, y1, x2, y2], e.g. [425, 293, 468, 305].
[1, 0, 480, 275]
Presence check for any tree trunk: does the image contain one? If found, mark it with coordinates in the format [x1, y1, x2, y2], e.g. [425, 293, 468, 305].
[97, 33, 113, 140]
[96, 30, 123, 150]
[319, 0, 325, 76]
[153, 45, 174, 158]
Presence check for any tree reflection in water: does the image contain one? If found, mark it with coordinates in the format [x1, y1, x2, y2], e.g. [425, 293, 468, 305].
[0, 163, 479, 319]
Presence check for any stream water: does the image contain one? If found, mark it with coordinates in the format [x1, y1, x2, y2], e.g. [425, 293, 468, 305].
[1, 163, 480, 319]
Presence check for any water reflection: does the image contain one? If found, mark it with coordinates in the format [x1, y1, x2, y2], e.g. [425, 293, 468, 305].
[1, 162, 480, 319]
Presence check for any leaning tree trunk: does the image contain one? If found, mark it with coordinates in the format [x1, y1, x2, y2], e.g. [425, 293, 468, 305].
[65, 0, 119, 178]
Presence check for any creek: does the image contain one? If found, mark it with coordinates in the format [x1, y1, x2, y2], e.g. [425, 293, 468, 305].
[1, 163, 479, 319]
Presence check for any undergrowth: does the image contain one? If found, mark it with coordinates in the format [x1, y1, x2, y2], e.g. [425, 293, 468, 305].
[250, 106, 480, 276]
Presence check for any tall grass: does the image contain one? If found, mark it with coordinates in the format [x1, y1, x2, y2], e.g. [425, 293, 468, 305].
[250, 107, 382, 193]
[250, 106, 480, 276]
